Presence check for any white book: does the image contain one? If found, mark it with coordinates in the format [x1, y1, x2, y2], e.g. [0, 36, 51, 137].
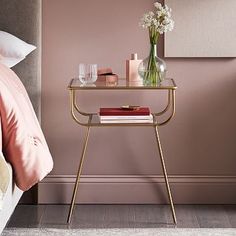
[100, 119, 153, 124]
[100, 116, 153, 124]
[100, 114, 153, 120]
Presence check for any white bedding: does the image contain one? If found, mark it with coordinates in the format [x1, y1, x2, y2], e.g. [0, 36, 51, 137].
[0, 161, 23, 234]
[0, 152, 10, 210]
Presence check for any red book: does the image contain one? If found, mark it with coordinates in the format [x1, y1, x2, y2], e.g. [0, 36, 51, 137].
[99, 107, 150, 116]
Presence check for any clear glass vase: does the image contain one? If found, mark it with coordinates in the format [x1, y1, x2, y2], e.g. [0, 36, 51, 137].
[138, 44, 166, 85]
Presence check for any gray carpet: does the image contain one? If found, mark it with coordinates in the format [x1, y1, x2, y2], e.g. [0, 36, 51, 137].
[2, 228, 236, 236]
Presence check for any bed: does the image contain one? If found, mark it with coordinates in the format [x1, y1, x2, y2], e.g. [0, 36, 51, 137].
[0, 0, 50, 233]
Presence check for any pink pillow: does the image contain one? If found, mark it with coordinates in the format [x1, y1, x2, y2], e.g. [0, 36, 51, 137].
[0, 63, 53, 191]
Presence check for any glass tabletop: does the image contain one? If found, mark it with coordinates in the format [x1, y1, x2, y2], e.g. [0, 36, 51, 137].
[68, 78, 177, 90]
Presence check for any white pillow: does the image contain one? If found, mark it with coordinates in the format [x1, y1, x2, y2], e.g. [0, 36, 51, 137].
[0, 55, 25, 68]
[0, 31, 36, 68]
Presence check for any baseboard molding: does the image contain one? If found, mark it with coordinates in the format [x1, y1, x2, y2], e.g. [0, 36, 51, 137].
[38, 175, 236, 204]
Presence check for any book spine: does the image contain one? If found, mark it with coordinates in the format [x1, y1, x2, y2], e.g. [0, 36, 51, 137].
[100, 119, 153, 124]
[100, 115, 153, 120]
[100, 112, 150, 116]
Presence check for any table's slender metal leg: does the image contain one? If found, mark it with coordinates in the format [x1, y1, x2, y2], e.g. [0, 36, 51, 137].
[154, 125, 177, 224]
[67, 126, 91, 223]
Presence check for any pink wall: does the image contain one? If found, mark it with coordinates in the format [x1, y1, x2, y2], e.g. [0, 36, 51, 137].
[42, 0, 236, 202]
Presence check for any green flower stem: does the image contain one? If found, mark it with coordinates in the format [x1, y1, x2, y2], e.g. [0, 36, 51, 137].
[149, 27, 159, 45]
[144, 28, 161, 85]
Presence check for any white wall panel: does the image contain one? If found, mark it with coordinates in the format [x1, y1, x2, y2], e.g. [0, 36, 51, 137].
[165, 0, 236, 57]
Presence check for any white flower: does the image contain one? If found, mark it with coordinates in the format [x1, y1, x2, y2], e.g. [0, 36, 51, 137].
[139, 1, 174, 34]
[152, 19, 160, 28]
[154, 2, 162, 9]
[140, 11, 155, 28]
[167, 19, 174, 31]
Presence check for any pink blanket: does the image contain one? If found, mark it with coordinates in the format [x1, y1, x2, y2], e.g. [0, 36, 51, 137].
[0, 63, 53, 191]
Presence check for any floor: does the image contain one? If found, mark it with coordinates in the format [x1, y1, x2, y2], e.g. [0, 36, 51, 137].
[6, 205, 236, 229]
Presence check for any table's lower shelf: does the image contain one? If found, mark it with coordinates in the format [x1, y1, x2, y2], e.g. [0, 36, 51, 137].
[84, 114, 158, 127]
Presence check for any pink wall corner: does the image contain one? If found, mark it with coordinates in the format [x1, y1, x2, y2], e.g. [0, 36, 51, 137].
[42, 0, 236, 186]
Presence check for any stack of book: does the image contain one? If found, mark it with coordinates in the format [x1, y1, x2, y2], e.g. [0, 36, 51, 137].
[99, 107, 153, 124]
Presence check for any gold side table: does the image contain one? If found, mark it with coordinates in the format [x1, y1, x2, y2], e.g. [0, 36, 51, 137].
[67, 78, 177, 224]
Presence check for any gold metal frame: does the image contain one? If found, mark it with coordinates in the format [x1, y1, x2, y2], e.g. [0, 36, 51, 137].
[67, 79, 177, 224]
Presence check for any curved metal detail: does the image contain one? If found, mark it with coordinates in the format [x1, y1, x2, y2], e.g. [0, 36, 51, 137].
[70, 90, 91, 126]
[157, 90, 176, 126]
[154, 90, 171, 116]
[72, 90, 94, 116]
[70, 88, 176, 127]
